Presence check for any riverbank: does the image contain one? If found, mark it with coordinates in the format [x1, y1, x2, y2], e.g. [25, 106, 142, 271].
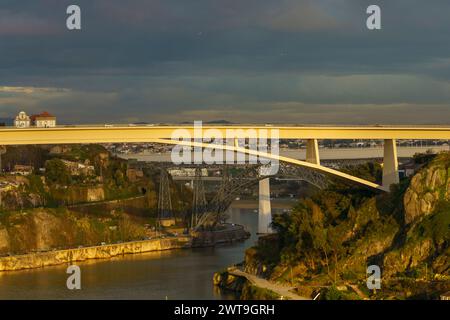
[0, 206, 259, 299]
[0, 223, 251, 272]
[0, 236, 192, 272]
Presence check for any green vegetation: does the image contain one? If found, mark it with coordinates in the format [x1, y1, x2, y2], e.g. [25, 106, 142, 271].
[245, 156, 450, 300]
[56, 144, 108, 164]
[0, 207, 148, 255]
[0, 145, 156, 209]
[413, 151, 437, 165]
[341, 162, 382, 184]
[241, 283, 281, 300]
[1, 145, 49, 170]
[321, 285, 361, 300]
[415, 201, 450, 244]
[45, 159, 72, 185]
[0, 144, 195, 256]
[26, 174, 46, 194]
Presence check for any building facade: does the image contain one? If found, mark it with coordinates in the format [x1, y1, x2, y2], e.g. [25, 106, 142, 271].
[31, 111, 56, 127]
[11, 164, 33, 176]
[60, 159, 95, 176]
[14, 111, 31, 128]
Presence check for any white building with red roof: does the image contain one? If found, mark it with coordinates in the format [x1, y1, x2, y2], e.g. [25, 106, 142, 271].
[30, 111, 56, 128]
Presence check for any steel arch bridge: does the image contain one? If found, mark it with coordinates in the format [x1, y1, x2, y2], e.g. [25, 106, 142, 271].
[192, 163, 330, 228]
[155, 161, 330, 228]
[149, 138, 383, 191]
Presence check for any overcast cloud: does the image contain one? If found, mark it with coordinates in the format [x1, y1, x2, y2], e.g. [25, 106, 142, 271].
[1, 0, 450, 124]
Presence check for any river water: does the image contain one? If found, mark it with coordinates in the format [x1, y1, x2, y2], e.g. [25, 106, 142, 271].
[0, 205, 287, 300]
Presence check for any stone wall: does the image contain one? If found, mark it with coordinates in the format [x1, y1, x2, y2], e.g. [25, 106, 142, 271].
[0, 236, 192, 272]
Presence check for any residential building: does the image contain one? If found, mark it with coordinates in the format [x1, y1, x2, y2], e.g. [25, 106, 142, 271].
[61, 159, 95, 176]
[14, 111, 31, 128]
[31, 111, 56, 128]
[11, 164, 33, 176]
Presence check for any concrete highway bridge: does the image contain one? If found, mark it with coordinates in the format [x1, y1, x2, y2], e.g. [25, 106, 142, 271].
[121, 146, 449, 163]
[1, 124, 450, 233]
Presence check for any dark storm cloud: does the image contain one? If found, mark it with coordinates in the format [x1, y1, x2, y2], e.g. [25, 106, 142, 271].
[1, 0, 450, 123]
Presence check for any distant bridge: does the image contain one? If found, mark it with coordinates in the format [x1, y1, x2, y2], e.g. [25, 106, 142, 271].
[121, 146, 449, 163]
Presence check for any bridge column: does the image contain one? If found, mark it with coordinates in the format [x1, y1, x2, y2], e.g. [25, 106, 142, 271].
[258, 178, 272, 234]
[306, 139, 320, 165]
[382, 139, 399, 191]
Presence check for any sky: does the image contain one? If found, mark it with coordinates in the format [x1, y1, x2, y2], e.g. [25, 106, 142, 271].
[1, 0, 450, 124]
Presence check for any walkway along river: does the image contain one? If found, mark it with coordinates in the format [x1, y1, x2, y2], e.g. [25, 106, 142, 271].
[0, 203, 288, 299]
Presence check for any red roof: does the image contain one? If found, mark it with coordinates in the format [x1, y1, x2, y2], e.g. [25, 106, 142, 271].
[30, 111, 55, 121]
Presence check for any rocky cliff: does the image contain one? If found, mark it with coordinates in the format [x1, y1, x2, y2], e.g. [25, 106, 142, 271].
[241, 153, 450, 299]
[0, 144, 195, 261]
[0, 144, 141, 210]
[403, 158, 450, 224]
[0, 144, 189, 216]
[0, 236, 192, 272]
[0, 208, 148, 256]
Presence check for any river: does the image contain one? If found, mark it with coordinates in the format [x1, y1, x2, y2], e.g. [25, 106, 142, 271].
[0, 204, 288, 300]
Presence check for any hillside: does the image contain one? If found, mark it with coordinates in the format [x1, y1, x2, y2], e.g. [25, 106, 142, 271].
[242, 153, 450, 300]
[0, 144, 191, 211]
[0, 144, 192, 255]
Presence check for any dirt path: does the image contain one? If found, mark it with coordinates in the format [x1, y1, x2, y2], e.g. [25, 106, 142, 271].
[68, 195, 145, 208]
[346, 283, 369, 300]
[228, 267, 310, 300]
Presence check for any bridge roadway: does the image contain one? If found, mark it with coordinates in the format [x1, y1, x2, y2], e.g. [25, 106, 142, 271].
[1, 125, 450, 144]
[1, 124, 450, 192]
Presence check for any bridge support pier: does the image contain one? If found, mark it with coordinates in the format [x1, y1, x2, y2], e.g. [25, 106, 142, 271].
[306, 139, 320, 165]
[258, 178, 272, 234]
[382, 139, 399, 191]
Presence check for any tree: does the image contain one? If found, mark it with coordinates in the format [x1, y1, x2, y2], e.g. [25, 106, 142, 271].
[326, 225, 347, 284]
[114, 169, 125, 187]
[45, 159, 72, 185]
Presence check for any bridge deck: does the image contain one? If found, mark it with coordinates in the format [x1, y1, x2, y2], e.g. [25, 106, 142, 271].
[1, 125, 450, 145]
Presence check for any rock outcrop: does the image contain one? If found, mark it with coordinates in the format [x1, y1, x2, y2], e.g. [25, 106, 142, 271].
[0, 228, 9, 252]
[403, 162, 449, 224]
[0, 208, 148, 256]
[237, 153, 450, 299]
